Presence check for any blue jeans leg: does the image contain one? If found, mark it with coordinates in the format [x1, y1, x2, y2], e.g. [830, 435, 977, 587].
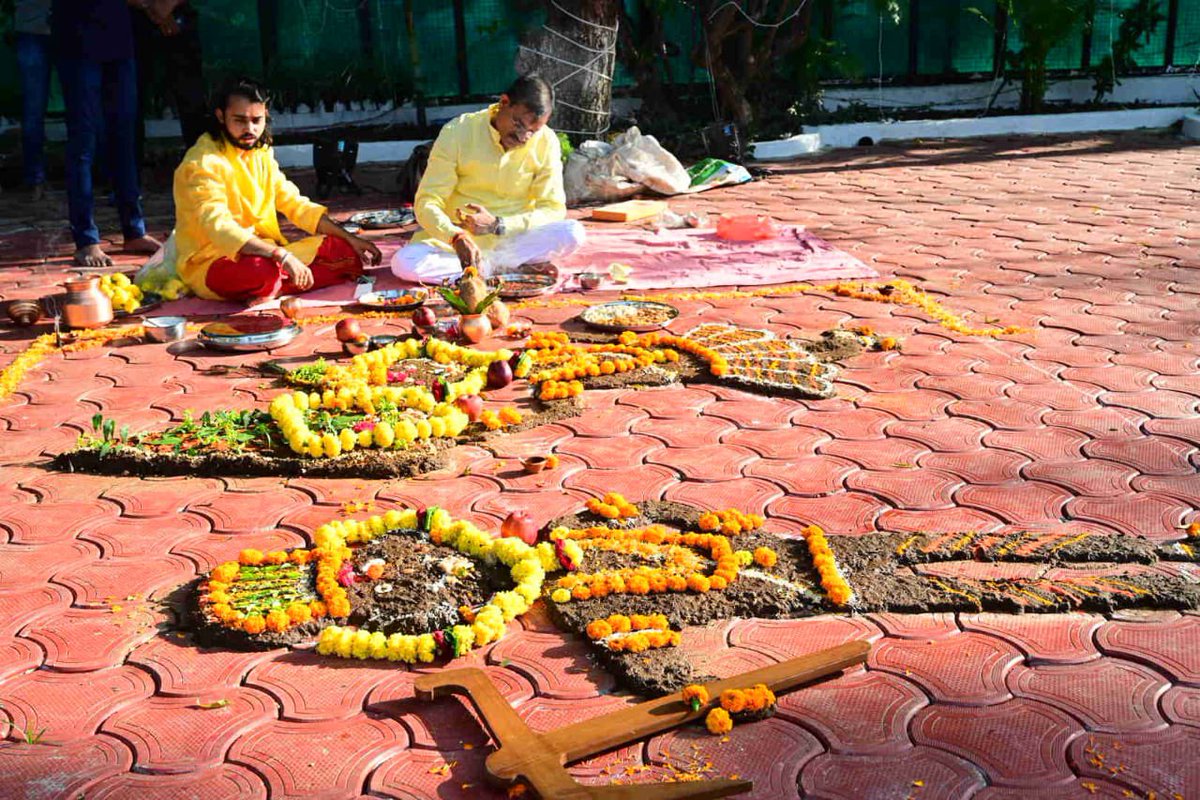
[101, 59, 145, 241]
[16, 33, 51, 188]
[58, 56, 145, 249]
[58, 55, 103, 249]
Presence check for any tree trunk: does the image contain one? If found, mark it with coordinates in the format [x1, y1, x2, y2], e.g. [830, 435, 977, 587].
[517, 1, 620, 139]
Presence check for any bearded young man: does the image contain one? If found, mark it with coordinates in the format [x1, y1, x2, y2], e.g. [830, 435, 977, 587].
[391, 74, 585, 283]
[172, 77, 381, 302]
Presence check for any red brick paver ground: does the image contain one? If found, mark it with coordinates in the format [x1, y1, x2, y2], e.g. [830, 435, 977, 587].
[1, 133, 1199, 798]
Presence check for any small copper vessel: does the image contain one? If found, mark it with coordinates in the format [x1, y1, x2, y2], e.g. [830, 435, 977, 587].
[61, 274, 113, 329]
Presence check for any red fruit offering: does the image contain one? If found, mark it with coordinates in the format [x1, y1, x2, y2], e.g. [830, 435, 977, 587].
[454, 394, 484, 422]
[412, 306, 437, 328]
[335, 318, 363, 342]
[487, 360, 514, 390]
[500, 511, 538, 546]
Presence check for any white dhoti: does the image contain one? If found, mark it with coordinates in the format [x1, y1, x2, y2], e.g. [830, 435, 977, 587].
[390, 219, 586, 283]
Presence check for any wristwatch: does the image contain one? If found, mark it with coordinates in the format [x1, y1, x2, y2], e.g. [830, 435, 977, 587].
[493, 217, 507, 237]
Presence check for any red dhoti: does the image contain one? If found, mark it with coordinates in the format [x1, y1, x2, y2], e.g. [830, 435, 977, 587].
[204, 235, 362, 301]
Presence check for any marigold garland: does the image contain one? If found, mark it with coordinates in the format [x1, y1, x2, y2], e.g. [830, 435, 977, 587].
[584, 612, 679, 652]
[549, 512, 741, 602]
[719, 684, 776, 715]
[204, 506, 558, 665]
[585, 492, 640, 520]
[512, 280, 1022, 339]
[803, 524, 854, 606]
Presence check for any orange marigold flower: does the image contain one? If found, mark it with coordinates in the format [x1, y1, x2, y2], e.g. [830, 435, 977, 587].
[629, 614, 650, 630]
[720, 689, 747, 714]
[290, 550, 311, 565]
[753, 547, 778, 568]
[586, 620, 613, 640]
[608, 614, 632, 633]
[705, 707, 733, 735]
[241, 615, 266, 634]
[239, 549, 264, 566]
[545, 454, 560, 469]
[327, 596, 352, 617]
[286, 603, 312, 624]
[709, 575, 728, 591]
[627, 576, 651, 595]
[697, 513, 719, 532]
[309, 600, 327, 618]
[687, 574, 711, 593]
[211, 562, 239, 583]
[666, 575, 688, 592]
[365, 563, 385, 580]
[206, 589, 231, 605]
[265, 550, 289, 565]
[682, 684, 709, 711]
[571, 585, 593, 601]
[827, 584, 853, 605]
[265, 610, 290, 633]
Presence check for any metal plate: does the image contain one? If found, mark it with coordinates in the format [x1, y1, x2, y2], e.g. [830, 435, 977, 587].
[487, 273, 556, 299]
[357, 288, 428, 311]
[579, 300, 679, 333]
[348, 208, 415, 229]
[198, 316, 301, 351]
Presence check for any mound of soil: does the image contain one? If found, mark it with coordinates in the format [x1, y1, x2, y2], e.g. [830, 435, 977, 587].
[543, 502, 824, 694]
[344, 530, 510, 635]
[53, 437, 454, 479]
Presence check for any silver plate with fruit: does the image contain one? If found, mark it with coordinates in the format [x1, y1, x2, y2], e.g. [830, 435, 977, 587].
[488, 273, 556, 299]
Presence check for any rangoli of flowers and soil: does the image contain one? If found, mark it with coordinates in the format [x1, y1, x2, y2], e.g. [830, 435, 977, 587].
[50, 323, 892, 478]
[183, 498, 1200, 696]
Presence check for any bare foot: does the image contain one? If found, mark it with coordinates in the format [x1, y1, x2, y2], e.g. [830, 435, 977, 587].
[74, 244, 113, 268]
[123, 235, 162, 255]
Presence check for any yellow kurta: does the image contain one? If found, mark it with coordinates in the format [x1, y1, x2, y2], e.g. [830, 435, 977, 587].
[413, 104, 566, 253]
[173, 133, 328, 299]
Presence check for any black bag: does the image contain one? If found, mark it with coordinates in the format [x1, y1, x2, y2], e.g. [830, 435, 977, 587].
[397, 141, 433, 204]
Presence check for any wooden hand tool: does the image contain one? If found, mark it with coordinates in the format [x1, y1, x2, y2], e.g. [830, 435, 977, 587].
[414, 639, 870, 799]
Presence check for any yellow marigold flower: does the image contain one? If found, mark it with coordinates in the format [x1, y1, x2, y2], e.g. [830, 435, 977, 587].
[705, 707, 733, 735]
[550, 588, 571, 603]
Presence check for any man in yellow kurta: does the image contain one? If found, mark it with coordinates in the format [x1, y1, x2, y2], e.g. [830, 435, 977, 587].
[174, 77, 381, 301]
[390, 75, 584, 283]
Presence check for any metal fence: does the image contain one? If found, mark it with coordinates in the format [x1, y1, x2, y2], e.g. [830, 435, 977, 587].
[2, 0, 1198, 118]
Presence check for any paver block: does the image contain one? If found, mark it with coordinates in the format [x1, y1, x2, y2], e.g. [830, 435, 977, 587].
[227, 715, 408, 800]
[100, 687, 277, 773]
[911, 698, 1081, 787]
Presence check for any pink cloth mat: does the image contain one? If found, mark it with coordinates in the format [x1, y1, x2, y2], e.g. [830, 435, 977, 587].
[557, 225, 875, 290]
[151, 226, 874, 317]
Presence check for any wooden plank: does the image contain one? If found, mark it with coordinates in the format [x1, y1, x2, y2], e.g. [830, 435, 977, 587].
[590, 200, 668, 222]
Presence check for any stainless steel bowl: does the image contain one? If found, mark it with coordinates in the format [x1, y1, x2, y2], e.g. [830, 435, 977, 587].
[144, 316, 186, 343]
[579, 272, 604, 291]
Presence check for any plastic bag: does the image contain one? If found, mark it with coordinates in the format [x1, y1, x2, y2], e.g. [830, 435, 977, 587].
[687, 158, 752, 191]
[564, 127, 691, 206]
[133, 232, 190, 299]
